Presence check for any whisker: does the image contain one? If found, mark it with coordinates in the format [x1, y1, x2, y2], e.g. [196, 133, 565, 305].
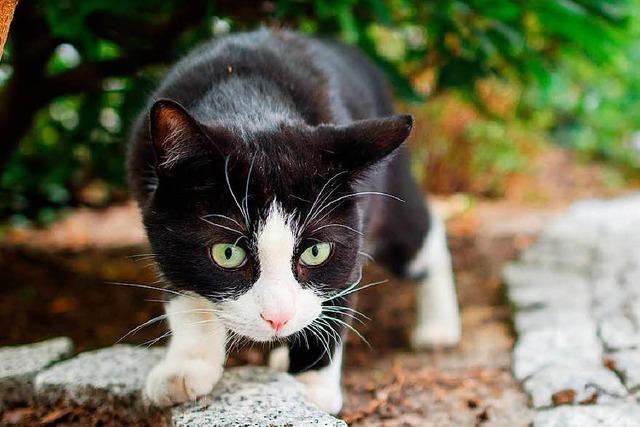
[106, 281, 189, 298]
[138, 329, 173, 349]
[311, 223, 363, 235]
[311, 191, 404, 226]
[321, 314, 371, 348]
[225, 156, 250, 228]
[201, 213, 243, 229]
[299, 171, 348, 234]
[200, 217, 245, 235]
[242, 155, 256, 227]
[358, 250, 375, 262]
[322, 277, 388, 303]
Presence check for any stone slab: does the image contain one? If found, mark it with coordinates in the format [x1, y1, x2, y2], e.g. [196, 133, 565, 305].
[513, 327, 602, 380]
[523, 364, 627, 408]
[171, 367, 346, 427]
[534, 404, 640, 427]
[34, 345, 163, 410]
[609, 350, 640, 391]
[0, 337, 73, 407]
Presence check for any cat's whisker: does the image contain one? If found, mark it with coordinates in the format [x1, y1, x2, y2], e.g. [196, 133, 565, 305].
[322, 304, 368, 317]
[225, 156, 251, 229]
[106, 281, 191, 298]
[310, 223, 363, 235]
[117, 308, 224, 344]
[319, 269, 363, 302]
[311, 191, 404, 227]
[358, 250, 375, 262]
[315, 318, 343, 347]
[307, 322, 333, 364]
[322, 278, 388, 303]
[201, 213, 244, 229]
[138, 329, 174, 349]
[320, 314, 371, 348]
[200, 217, 245, 235]
[322, 307, 368, 324]
[242, 155, 256, 228]
[128, 253, 157, 260]
[299, 171, 348, 234]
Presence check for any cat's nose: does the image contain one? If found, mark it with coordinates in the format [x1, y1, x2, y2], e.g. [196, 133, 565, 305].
[260, 311, 291, 332]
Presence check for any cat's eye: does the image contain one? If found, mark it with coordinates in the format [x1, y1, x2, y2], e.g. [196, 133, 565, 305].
[299, 242, 332, 267]
[211, 243, 247, 269]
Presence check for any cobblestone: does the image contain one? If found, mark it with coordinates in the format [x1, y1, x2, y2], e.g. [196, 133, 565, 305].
[1, 343, 346, 425]
[0, 338, 73, 409]
[504, 194, 640, 426]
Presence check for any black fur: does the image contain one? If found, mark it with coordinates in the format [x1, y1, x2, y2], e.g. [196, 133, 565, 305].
[128, 29, 431, 373]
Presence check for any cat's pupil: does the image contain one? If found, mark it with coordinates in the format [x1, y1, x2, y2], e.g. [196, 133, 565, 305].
[311, 245, 319, 257]
[224, 247, 233, 259]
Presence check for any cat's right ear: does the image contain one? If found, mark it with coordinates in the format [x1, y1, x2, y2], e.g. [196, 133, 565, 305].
[149, 99, 227, 173]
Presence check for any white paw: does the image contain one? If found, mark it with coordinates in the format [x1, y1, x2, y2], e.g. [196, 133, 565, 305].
[412, 321, 461, 349]
[145, 357, 223, 407]
[295, 371, 343, 415]
[268, 346, 289, 372]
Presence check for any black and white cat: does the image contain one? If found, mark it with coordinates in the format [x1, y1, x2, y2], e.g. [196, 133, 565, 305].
[128, 29, 460, 414]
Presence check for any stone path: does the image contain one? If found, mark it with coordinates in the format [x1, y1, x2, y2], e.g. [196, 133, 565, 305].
[504, 194, 640, 426]
[0, 341, 345, 426]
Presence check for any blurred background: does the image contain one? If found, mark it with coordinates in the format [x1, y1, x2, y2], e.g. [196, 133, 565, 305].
[1, 1, 639, 424]
[1, 0, 639, 225]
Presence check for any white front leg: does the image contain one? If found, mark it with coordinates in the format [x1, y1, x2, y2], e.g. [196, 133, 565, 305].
[145, 294, 225, 406]
[409, 208, 461, 348]
[294, 346, 343, 415]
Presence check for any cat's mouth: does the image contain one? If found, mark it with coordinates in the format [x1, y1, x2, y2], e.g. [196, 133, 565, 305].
[221, 312, 319, 343]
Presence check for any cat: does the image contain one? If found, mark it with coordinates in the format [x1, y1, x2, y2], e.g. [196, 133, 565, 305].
[127, 29, 460, 414]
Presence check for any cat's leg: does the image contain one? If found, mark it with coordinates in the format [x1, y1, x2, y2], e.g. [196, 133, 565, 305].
[406, 207, 461, 348]
[271, 329, 344, 414]
[145, 294, 225, 406]
[368, 149, 460, 348]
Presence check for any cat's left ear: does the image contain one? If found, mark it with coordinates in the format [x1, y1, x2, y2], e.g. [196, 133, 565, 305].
[149, 99, 231, 173]
[322, 115, 413, 175]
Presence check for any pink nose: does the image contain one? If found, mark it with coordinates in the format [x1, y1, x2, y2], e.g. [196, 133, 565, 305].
[260, 312, 291, 332]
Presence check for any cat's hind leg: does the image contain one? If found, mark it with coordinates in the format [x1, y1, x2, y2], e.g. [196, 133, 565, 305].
[406, 207, 461, 348]
[145, 294, 225, 406]
[368, 149, 460, 349]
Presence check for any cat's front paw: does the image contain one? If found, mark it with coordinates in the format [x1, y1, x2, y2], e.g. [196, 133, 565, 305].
[268, 346, 289, 372]
[296, 371, 343, 415]
[412, 322, 461, 349]
[145, 357, 223, 407]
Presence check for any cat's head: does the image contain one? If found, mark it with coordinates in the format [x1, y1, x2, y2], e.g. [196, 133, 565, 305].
[142, 99, 412, 342]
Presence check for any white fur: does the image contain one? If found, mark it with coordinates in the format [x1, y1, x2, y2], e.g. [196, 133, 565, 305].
[220, 203, 322, 341]
[145, 295, 225, 406]
[408, 207, 461, 348]
[268, 346, 290, 372]
[295, 346, 344, 415]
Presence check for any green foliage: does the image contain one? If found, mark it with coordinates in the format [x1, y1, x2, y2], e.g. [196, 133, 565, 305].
[1, 0, 639, 224]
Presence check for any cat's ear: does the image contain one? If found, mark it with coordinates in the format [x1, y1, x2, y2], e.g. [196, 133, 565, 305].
[323, 115, 413, 175]
[149, 99, 227, 172]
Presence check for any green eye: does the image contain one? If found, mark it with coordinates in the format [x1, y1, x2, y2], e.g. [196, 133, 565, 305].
[211, 244, 247, 269]
[300, 242, 332, 266]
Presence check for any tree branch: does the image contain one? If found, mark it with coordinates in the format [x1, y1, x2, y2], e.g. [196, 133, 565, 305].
[0, 0, 18, 60]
